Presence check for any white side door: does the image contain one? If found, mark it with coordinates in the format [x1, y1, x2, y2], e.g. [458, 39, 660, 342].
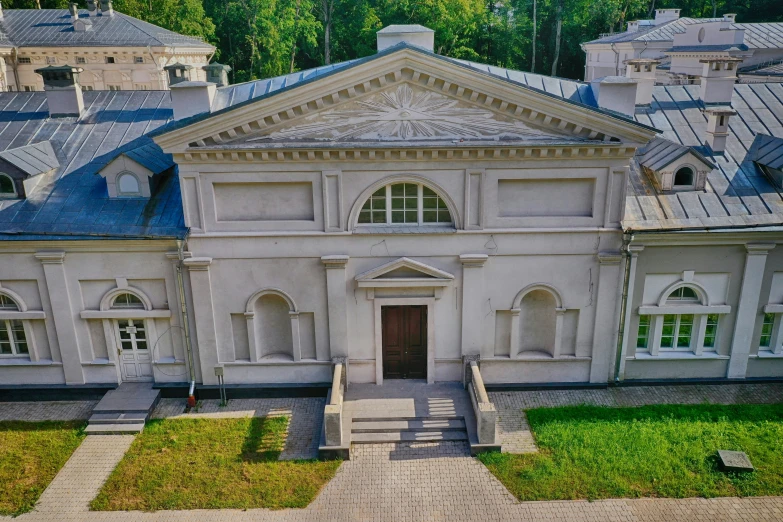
[116, 319, 153, 382]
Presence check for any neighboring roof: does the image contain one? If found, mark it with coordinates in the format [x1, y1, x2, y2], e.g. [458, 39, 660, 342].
[0, 90, 183, 240]
[0, 140, 59, 176]
[739, 60, 783, 77]
[666, 44, 749, 52]
[0, 9, 213, 49]
[584, 18, 783, 50]
[377, 25, 434, 34]
[624, 82, 783, 231]
[749, 134, 783, 170]
[637, 136, 715, 172]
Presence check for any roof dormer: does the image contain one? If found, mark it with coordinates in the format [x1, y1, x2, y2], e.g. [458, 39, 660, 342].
[637, 137, 715, 192]
[98, 143, 173, 198]
[0, 141, 59, 200]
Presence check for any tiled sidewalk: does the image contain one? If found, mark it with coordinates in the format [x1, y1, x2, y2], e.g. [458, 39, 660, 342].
[0, 400, 98, 421]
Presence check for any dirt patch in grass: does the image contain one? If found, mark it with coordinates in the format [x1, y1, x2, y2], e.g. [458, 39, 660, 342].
[91, 416, 341, 511]
[480, 404, 783, 501]
[0, 421, 86, 516]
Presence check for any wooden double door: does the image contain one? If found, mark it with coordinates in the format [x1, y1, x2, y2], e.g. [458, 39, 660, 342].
[382, 305, 427, 379]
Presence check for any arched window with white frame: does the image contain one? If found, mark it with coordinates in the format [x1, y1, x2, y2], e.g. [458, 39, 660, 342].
[117, 172, 142, 197]
[0, 294, 27, 356]
[357, 182, 453, 226]
[0, 173, 17, 198]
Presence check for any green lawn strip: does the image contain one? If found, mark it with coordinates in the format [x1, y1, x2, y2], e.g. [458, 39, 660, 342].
[90, 416, 341, 511]
[0, 421, 86, 516]
[479, 404, 783, 501]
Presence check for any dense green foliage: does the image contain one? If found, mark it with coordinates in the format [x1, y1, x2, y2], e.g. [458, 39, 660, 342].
[479, 404, 783, 500]
[0, 421, 86, 516]
[91, 416, 341, 511]
[7, 0, 783, 81]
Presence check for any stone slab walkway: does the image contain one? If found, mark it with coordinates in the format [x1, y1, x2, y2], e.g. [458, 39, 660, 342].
[0, 401, 97, 421]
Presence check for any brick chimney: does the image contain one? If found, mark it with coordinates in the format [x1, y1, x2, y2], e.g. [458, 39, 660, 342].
[377, 25, 434, 53]
[625, 59, 659, 106]
[35, 65, 85, 118]
[704, 107, 736, 154]
[590, 76, 638, 117]
[699, 57, 742, 105]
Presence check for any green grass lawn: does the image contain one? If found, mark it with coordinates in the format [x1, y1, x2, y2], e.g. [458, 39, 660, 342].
[480, 404, 783, 501]
[90, 416, 341, 511]
[0, 421, 86, 516]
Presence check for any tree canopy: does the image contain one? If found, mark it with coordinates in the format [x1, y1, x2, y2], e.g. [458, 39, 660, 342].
[13, 0, 783, 83]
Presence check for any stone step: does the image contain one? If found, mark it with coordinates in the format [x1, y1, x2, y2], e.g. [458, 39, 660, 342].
[88, 412, 148, 425]
[351, 430, 469, 443]
[352, 419, 466, 433]
[85, 423, 145, 435]
[351, 415, 463, 422]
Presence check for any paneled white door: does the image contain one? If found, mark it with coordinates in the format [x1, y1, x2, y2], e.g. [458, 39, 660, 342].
[116, 319, 153, 382]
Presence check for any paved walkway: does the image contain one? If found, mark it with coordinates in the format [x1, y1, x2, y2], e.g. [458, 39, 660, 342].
[2, 383, 783, 521]
[0, 400, 97, 421]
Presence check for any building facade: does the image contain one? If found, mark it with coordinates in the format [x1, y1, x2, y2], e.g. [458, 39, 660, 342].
[0, 26, 781, 392]
[0, 4, 214, 92]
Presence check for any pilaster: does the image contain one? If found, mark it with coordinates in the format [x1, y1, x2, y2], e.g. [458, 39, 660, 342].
[34, 251, 85, 384]
[589, 251, 623, 383]
[183, 257, 217, 384]
[459, 254, 489, 357]
[322, 255, 349, 358]
[727, 243, 775, 379]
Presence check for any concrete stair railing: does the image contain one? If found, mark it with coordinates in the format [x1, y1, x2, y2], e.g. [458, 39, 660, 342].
[467, 360, 498, 445]
[323, 360, 346, 447]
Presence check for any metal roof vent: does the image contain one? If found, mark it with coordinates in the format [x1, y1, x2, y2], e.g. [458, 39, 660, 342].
[86, 0, 98, 16]
[203, 62, 231, 87]
[377, 25, 434, 53]
[68, 2, 78, 19]
[164, 63, 193, 86]
[99, 0, 113, 16]
[35, 65, 85, 118]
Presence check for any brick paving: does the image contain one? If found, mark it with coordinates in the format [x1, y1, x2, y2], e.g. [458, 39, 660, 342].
[0, 401, 98, 421]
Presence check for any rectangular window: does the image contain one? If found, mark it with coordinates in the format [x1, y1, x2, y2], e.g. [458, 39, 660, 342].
[134, 56, 144, 64]
[105, 56, 116, 64]
[676, 315, 694, 348]
[659, 314, 694, 351]
[0, 320, 28, 355]
[108, 85, 121, 91]
[390, 183, 418, 224]
[704, 314, 719, 349]
[661, 315, 676, 349]
[760, 313, 775, 348]
[46, 56, 57, 65]
[133, 84, 149, 90]
[636, 315, 650, 349]
[81, 85, 94, 91]
[23, 86, 35, 92]
[76, 56, 86, 64]
[18, 57, 31, 64]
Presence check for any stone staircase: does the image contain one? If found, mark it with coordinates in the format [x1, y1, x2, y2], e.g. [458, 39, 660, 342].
[85, 382, 160, 435]
[351, 415, 468, 444]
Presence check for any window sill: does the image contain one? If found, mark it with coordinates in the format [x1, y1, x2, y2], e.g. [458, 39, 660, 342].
[0, 358, 61, 366]
[750, 350, 783, 359]
[353, 225, 457, 235]
[628, 352, 729, 361]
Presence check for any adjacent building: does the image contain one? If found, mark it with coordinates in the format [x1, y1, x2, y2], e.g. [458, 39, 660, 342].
[0, 25, 781, 393]
[0, 2, 214, 92]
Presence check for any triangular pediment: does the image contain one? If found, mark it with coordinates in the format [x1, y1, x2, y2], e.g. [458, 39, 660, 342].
[356, 257, 454, 283]
[153, 47, 658, 152]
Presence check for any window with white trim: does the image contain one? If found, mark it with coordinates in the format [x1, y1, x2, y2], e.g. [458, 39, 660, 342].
[358, 183, 452, 226]
[636, 315, 650, 349]
[704, 314, 719, 348]
[117, 172, 141, 196]
[111, 293, 144, 310]
[0, 296, 28, 356]
[760, 313, 775, 348]
[660, 313, 694, 350]
[0, 173, 16, 197]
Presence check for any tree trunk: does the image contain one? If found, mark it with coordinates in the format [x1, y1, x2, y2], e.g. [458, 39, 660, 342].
[647, 0, 656, 19]
[289, 0, 303, 74]
[712, 0, 717, 18]
[321, 0, 333, 65]
[551, 0, 562, 76]
[531, 0, 536, 73]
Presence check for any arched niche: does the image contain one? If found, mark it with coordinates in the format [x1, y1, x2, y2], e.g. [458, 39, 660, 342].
[509, 283, 566, 359]
[244, 288, 302, 362]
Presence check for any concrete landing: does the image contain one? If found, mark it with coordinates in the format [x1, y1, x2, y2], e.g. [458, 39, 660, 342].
[86, 382, 160, 434]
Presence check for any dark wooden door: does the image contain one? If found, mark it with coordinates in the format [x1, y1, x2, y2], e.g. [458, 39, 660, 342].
[382, 305, 427, 379]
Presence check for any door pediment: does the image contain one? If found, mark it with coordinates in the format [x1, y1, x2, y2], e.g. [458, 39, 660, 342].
[153, 47, 658, 152]
[356, 257, 454, 289]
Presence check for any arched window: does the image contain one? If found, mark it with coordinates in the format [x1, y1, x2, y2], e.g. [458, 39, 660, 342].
[0, 294, 27, 356]
[117, 172, 141, 196]
[673, 167, 694, 187]
[358, 183, 452, 226]
[666, 286, 700, 303]
[0, 173, 16, 197]
[111, 293, 145, 310]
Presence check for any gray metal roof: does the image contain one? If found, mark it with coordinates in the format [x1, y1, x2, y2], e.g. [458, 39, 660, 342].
[637, 136, 715, 172]
[0, 9, 213, 49]
[740, 60, 783, 77]
[377, 25, 434, 34]
[0, 90, 183, 240]
[585, 18, 783, 50]
[667, 44, 749, 52]
[0, 140, 58, 176]
[749, 134, 783, 170]
[625, 82, 783, 231]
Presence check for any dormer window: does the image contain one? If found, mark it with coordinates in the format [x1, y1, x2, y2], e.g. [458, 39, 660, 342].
[0, 173, 16, 198]
[673, 167, 694, 188]
[117, 172, 141, 197]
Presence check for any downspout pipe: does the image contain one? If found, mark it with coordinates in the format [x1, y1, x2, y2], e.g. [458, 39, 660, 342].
[613, 233, 633, 384]
[175, 238, 197, 403]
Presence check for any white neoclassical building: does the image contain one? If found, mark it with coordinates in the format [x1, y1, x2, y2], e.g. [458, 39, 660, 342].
[0, 3, 215, 92]
[0, 25, 781, 396]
